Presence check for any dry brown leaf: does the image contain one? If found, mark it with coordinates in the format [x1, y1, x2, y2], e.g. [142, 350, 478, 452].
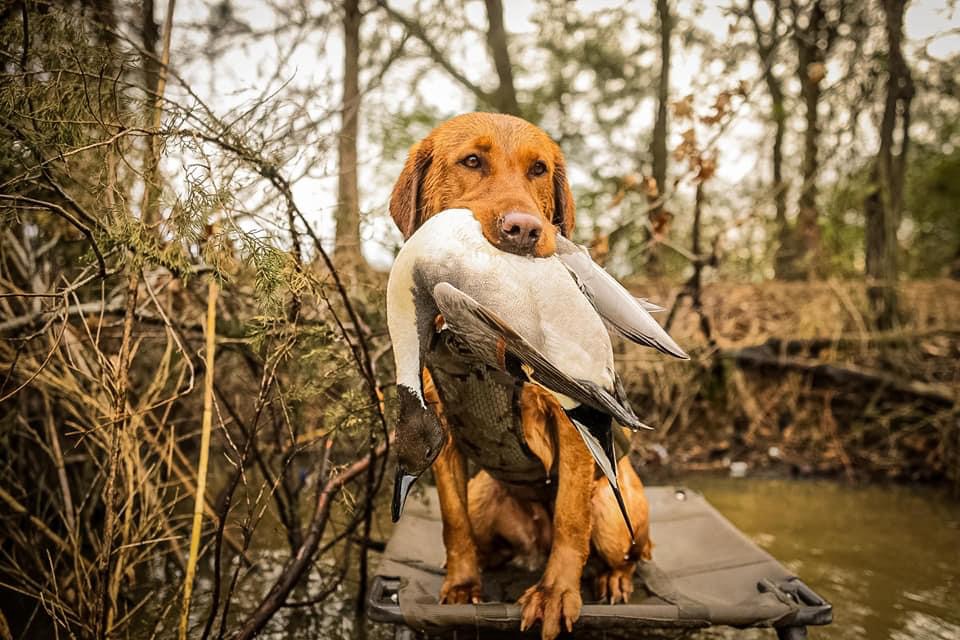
[611, 188, 626, 207]
[671, 95, 694, 119]
[807, 62, 826, 84]
[650, 208, 673, 237]
[643, 176, 659, 199]
[714, 91, 731, 112]
[697, 156, 717, 181]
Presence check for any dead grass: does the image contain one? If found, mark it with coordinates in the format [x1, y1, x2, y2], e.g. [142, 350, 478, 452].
[630, 278, 960, 349]
[617, 279, 960, 488]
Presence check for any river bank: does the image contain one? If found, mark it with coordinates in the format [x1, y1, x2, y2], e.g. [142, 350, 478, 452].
[618, 279, 960, 488]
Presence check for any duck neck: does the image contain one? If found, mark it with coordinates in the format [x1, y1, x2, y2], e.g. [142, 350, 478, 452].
[391, 305, 426, 407]
[387, 256, 431, 410]
[390, 316, 428, 410]
[388, 208, 483, 407]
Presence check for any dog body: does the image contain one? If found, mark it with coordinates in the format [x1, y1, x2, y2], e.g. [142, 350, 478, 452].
[389, 113, 651, 639]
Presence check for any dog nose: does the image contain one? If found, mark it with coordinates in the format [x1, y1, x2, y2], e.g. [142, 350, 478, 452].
[499, 212, 543, 253]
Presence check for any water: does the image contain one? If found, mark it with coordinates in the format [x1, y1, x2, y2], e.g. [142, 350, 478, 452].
[173, 477, 960, 639]
[685, 477, 960, 640]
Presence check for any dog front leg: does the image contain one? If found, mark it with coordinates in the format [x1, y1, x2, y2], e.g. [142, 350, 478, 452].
[424, 370, 482, 604]
[432, 434, 482, 603]
[518, 405, 593, 640]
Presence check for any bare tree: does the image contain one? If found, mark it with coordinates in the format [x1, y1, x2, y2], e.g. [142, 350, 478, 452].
[378, 0, 521, 116]
[743, 0, 791, 279]
[85, 0, 117, 44]
[865, 0, 914, 328]
[0, 3, 392, 637]
[784, 0, 846, 279]
[484, 0, 521, 115]
[140, 0, 164, 225]
[334, 0, 366, 273]
[646, 0, 673, 276]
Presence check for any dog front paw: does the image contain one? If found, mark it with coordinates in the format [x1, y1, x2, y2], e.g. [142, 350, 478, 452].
[518, 580, 582, 640]
[595, 564, 635, 604]
[439, 574, 482, 604]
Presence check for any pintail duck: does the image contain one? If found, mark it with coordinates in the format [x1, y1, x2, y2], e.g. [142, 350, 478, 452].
[387, 208, 687, 537]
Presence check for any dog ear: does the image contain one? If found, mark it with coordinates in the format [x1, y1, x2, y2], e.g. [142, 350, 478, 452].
[552, 153, 576, 238]
[390, 138, 434, 239]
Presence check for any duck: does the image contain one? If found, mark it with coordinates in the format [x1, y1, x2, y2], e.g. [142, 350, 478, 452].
[387, 208, 688, 537]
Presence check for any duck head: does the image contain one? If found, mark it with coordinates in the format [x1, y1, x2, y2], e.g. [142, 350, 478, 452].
[392, 384, 444, 522]
[387, 223, 449, 522]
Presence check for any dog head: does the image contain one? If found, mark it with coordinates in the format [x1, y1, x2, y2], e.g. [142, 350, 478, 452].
[389, 112, 576, 257]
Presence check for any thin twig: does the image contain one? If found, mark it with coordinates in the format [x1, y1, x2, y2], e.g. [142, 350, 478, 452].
[179, 273, 217, 640]
[228, 437, 391, 640]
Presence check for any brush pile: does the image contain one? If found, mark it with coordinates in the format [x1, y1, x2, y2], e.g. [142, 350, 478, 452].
[620, 280, 960, 488]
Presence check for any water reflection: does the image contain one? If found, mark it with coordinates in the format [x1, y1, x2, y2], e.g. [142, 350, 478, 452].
[890, 610, 960, 640]
[686, 477, 960, 640]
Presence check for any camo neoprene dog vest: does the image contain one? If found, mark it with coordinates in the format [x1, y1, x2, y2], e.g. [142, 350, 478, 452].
[426, 330, 552, 489]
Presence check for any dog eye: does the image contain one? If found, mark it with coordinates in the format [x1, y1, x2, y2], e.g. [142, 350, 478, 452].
[460, 154, 482, 170]
[530, 160, 547, 177]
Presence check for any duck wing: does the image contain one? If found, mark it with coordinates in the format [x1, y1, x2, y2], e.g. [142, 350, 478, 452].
[433, 281, 641, 539]
[555, 237, 688, 359]
[637, 298, 664, 312]
[432, 282, 650, 432]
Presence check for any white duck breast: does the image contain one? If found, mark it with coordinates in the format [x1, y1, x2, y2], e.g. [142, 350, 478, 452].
[387, 208, 686, 535]
[390, 211, 621, 405]
[434, 244, 615, 397]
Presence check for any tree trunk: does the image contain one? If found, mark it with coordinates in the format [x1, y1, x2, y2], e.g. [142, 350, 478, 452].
[785, 0, 844, 280]
[791, 1, 827, 279]
[140, 0, 162, 224]
[483, 0, 520, 116]
[865, 0, 913, 329]
[334, 0, 365, 273]
[745, 0, 790, 279]
[646, 0, 672, 276]
[795, 65, 821, 279]
[950, 244, 960, 280]
[86, 0, 117, 45]
[770, 80, 790, 278]
[140, 1, 159, 94]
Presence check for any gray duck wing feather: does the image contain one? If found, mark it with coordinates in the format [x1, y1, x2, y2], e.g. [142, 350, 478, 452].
[432, 282, 650, 431]
[555, 236, 688, 359]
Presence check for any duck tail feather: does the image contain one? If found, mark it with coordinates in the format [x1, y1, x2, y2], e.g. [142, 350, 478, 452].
[566, 406, 636, 540]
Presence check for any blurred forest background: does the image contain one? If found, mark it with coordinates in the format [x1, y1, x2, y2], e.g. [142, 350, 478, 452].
[0, 0, 958, 638]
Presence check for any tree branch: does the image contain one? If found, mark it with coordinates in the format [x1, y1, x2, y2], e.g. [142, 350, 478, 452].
[376, 0, 497, 108]
[228, 438, 391, 640]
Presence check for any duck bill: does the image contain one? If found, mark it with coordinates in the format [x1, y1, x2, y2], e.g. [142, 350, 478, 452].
[391, 465, 420, 523]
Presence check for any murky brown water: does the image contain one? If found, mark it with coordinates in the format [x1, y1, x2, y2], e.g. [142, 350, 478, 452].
[687, 477, 960, 640]
[177, 477, 960, 639]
